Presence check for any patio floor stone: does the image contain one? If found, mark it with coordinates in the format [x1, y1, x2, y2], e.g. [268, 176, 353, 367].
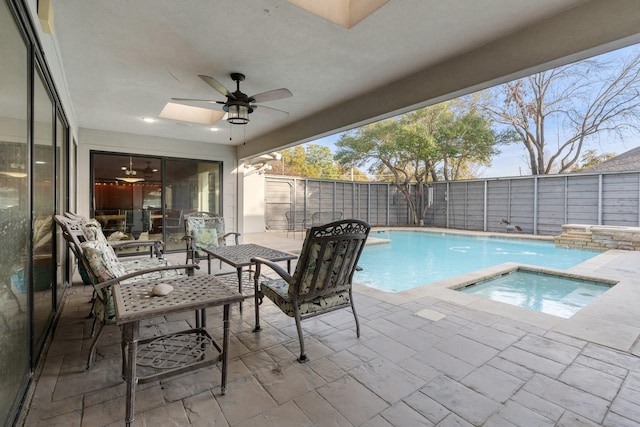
[18, 231, 640, 426]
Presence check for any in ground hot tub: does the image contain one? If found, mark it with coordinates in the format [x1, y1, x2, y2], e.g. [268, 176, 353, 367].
[458, 267, 616, 318]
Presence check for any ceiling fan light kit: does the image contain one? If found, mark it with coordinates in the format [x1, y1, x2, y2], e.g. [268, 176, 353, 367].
[225, 103, 251, 125]
[171, 72, 292, 126]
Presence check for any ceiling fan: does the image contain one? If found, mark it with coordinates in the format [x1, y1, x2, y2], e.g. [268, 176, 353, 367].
[172, 73, 293, 125]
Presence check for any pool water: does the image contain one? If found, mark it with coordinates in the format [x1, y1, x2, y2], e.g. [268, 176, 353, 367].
[459, 269, 612, 318]
[355, 231, 598, 292]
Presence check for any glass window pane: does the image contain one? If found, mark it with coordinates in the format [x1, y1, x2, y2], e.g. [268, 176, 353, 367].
[91, 153, 222, 252]
[92, 153, 162, 253]
[55, 113, 67, 306]
[32, 65, 55, 354]
[164, 159, 221, 251]
[0, 2, 30, 424]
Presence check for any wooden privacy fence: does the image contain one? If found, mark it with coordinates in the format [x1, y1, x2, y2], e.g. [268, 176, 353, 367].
[264, 171, 640, 236]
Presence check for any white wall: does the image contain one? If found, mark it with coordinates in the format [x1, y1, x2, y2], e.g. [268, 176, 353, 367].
[77, 128, 241, 234]
[243, 171, 266, 233]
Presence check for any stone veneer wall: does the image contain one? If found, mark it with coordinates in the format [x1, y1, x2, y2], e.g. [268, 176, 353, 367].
[554, 224, 640, 251]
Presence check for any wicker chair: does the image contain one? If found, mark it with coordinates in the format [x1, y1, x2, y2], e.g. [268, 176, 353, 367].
[252, 219, 370, 362]
[54, 215, 196, 370]
[183, 212, 240, 273]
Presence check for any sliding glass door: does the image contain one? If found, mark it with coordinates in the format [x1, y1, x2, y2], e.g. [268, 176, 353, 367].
[91, 153, 222, 252]
[0, 2, 30, 421]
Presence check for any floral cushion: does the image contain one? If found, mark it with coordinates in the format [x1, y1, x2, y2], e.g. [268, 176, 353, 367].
[81, 241, 180, 324]
[187, 216, 227, 247]
[260, 278, 351, 317]
[81, 240, 126, 282]
[81, 241, 180, 284]
[82, 219, 108, 243]
[192, 227, 218, 258]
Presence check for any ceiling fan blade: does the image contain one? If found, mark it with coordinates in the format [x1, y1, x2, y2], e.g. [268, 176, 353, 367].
[198, 75, 235, 99]
[171, 97, 224, 104]
[252, 104, 290, 116]
[250, 88, 293, 103]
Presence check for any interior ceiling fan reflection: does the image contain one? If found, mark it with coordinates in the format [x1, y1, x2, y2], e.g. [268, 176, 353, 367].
[171, 73, 293, 125]
[142, 162, 157, 179]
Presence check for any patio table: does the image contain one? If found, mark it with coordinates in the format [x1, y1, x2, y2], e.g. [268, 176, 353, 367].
[203, 243, 297, 311]
[113, 275, 244, 427]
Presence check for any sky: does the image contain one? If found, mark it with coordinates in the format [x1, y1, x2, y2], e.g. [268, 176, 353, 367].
[304, 129, 640, 179]
[300, 44, 640, 179]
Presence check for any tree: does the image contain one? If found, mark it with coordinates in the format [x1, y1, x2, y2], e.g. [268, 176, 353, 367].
[335, 100, 497, 224]
[476, 48, 640, 175]
[270, 144, 369, 180]
[571, 149, 617, 172]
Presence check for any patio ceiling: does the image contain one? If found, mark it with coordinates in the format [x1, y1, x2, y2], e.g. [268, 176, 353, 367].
[43, 0, 640, 159]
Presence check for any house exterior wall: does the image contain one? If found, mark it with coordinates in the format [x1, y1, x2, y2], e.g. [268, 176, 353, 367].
[77, 128, 240, 234]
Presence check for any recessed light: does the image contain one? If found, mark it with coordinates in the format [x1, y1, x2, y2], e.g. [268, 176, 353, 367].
[210, 127, 220, 132]
[35, 160, 46, 164]
[141, 117, 155, 123]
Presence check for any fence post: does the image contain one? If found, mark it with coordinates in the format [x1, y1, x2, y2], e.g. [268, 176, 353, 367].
[367, 183, 371, 225]
[386, 183, 390, 225]
[292, 178, 297, 223]
[446, 182, 450, 228]
[483, 180, 488, 231]
[353, 181, 356, 219]
[533, 176, 538, 235]
[598, 174, 603, 225]
[507, 180, 512, 222]
[564, 176, 569, 225]
[303, 179, 308, 223]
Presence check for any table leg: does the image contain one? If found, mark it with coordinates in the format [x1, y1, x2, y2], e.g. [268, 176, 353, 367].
[124, 322, 138, 427]
[253, 271, 261, 332]
[236, 267, 243, 313]
[221, 303, 230, 395]
[287, 259, 291, 273]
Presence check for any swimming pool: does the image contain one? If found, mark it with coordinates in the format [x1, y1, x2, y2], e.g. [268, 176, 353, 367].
[458, 268, 613, 318]
[355, 230, 599, 292]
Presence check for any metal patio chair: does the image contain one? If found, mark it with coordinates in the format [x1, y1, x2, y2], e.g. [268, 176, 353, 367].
[252, 219, 371, 362]
[54, 215, 195, 370]
[183, 212, 240, 273]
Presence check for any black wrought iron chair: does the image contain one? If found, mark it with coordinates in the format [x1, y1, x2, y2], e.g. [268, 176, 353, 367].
[183, 212, 240, 273]
[54, 215, 196, 370]
[252, 219, 371, 362]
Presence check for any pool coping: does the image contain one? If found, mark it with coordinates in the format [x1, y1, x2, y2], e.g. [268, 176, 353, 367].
[354, 228, 640, 353]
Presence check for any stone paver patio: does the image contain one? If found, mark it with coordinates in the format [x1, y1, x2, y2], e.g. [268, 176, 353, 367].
[19, 230, 640, 426]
